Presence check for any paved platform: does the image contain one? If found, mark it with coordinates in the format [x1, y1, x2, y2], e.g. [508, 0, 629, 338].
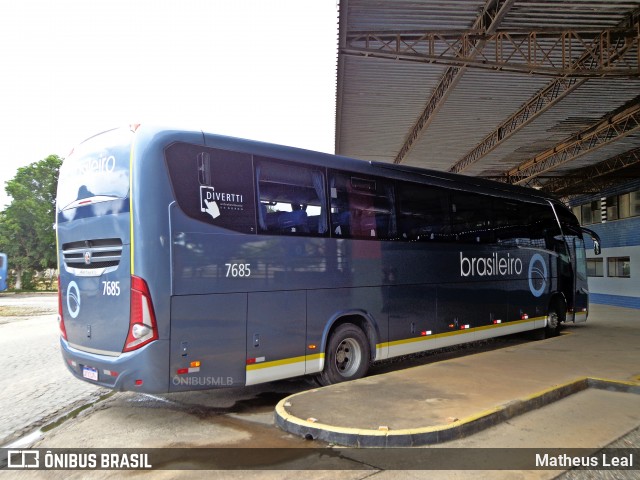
[276, 304, 640, 447]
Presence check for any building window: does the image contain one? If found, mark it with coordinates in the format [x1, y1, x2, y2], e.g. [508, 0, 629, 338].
[571, 206, 582, 224]
[607, 257, 630, 278]
[618, 193, 630, 219]
[586, 258, 603, 277]
[602, 190, 640, 221]
[578, 190, 640, 224]
[631, 191, 640, 217]
[580, 200, 600, 225]
[606, 196, 619, 221]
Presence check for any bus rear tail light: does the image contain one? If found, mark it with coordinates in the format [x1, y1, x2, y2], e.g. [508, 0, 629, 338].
[57, 276, 68, 340]
[123, 276, 158, 352]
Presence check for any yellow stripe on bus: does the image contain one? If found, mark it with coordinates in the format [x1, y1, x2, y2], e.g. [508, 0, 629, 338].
[378, 316, 543, 349]
[473, 316, 543, 333]
[129, 143, 135, 275]
[246, 353, 324, 371]
[245, 317, 545, 371]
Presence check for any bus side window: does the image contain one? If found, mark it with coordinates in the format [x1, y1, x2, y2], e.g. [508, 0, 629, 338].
[451, 192, 493, 244]
[329, 172, 396, 240]
[255, 158, 327, 236]
[529, 204, 563, 253]
[396, 182, 450, 241]
[493, 200, 532, 247]
[165, 143, 256, 234]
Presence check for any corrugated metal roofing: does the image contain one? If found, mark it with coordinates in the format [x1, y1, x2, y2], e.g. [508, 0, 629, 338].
[336, 0, 640, 195]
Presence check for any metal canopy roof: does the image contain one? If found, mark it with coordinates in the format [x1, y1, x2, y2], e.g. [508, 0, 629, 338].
[335, 0, 640, 196]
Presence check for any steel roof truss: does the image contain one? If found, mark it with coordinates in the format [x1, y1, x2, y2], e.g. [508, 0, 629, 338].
[449, 15, 638, 174]
[542, 147, 640, 194]
[504, 102, 640, 185]
[391, 0, 516, 165]
[344, 26, 639, 77]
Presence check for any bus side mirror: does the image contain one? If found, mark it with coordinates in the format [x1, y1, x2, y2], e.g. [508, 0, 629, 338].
[593, 239, 601, 256]
[581, 227, 601, 256]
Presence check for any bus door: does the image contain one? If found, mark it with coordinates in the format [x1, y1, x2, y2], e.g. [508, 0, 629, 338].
[568, 237, 589, 322]
[553, 230, 582, 323]
[552, 203, 592, 323]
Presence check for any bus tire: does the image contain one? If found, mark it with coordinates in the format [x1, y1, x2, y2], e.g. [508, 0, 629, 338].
[317, 323, 370, 386]
[545, 302, 563, 338]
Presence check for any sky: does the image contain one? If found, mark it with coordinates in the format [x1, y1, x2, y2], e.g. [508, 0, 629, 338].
[0, 0, 339, 208]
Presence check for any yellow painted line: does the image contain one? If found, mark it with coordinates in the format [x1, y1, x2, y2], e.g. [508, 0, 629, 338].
[590, 376, 640, 386]
[276, 376, 638, 443]
[275, 395, 384, 437]
[387, 404, 507, 435]
[377, 317, 542, 349]
[246, 353, 324, 371]
[518, 377, 586, 404]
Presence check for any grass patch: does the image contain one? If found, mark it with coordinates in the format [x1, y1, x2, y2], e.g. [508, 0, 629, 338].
[0, 306, 56, 317]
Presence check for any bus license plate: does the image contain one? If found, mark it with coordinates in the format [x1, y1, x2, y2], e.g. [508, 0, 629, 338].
[82, 366, 98, 381]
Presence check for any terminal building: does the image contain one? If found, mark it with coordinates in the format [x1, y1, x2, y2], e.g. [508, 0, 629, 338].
[570, 180, 640, 309]
[334, 0, 640, 309]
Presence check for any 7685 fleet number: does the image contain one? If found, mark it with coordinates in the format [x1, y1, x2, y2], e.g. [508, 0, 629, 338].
[225, 263, 251, 277]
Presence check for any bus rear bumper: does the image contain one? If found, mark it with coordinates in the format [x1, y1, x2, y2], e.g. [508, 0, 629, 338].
[60, 338, 170, 393]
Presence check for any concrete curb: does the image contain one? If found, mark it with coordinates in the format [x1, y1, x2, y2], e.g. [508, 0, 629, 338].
[274, 377, 640, 447]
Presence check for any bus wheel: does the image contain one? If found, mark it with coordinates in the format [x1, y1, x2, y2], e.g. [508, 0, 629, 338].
[545, 304, 562, 338]
[317, 323, 370, 386]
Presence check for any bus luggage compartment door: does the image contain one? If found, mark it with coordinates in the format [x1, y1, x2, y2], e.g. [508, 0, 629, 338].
[246, 290, 306, 385]
[169, 293, 247, 391]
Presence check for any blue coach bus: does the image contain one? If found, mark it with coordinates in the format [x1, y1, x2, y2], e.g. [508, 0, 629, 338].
[0, 253, 7, 291]
[56, 125, 600, 392]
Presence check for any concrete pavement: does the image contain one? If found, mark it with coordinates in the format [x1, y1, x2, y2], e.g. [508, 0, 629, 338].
[276, 304, 640, 447]
[0, 294, 107, 445]
[2, 303, 638, 477]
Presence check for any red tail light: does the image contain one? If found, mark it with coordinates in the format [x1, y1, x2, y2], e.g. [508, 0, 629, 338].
[123, 276, 158, 352]
[57, 276, 67, 340]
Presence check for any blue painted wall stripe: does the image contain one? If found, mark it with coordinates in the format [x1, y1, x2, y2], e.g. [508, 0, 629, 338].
[582, 216, 640, 249]
[591, 293, 640, 310]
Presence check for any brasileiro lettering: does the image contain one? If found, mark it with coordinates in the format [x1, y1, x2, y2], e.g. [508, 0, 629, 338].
[460, 251, 523, 277]
[76, 154, 116, 176]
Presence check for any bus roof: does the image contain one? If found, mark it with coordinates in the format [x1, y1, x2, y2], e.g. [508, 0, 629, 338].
[96, 125, 559, 206]
[194, 128, 559, 205]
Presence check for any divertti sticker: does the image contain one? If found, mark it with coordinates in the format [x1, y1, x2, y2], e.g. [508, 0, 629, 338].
[67, 281, 81, 318]
[528, 254, 548, 298]
[200, 185, 244, 220]
[200, 186, 221, 219]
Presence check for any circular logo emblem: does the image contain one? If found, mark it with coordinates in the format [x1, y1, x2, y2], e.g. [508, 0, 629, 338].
[66, 281, 81, 319]
[84, 250, 92, 265]
[528, 254, 548, 298]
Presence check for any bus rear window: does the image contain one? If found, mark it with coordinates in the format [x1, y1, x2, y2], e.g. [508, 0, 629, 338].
[57, 128, 132, 211]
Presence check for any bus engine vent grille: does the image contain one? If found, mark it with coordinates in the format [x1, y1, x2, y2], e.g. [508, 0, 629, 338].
[62, 238, 123, 270]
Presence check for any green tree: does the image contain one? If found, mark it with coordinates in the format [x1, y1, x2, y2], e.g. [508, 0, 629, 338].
[0, 155, 62, 289]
